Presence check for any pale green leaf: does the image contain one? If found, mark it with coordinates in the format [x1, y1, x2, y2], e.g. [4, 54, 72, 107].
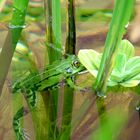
[78, 41, 140, 88]
[118, 39, 135, 59]
[78, 49, 101, 77]
[113, 53, 126, 72]
[120, 80, 140, 87]
[107, 80, 118, 87]
[131, 73, 140, 80]
[125, 56, 140, 71]
[110, 71, 125, 82]
[123, 64, 140, 81]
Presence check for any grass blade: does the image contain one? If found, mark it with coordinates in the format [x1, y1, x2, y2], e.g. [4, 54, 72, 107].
[94, 0, 135, 97]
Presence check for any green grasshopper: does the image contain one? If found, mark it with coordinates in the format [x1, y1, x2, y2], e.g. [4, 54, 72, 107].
[12, 55, 86, 140]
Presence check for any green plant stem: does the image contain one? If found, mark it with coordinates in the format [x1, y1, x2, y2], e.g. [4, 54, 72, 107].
[0, 0, 29, 95]
[60, 0, 76, 138]
[52, 0, 62, 56]
[95, 97, 107, 139]
[9, 1, 51, 139]
[45, 0, 62, 64]
[65, 0, 76, 55]
[93, 0, 135, 97]
[44, 1, 57, 139]
[43, 0, 63, 139]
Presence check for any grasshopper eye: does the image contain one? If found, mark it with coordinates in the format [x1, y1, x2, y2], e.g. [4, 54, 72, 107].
[72, 60, 80, 68]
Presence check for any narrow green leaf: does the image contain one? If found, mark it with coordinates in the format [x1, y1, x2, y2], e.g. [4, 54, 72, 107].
[94, 0, 135, 96]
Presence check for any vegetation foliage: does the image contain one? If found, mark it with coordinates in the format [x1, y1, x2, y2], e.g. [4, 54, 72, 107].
[0, 0, 137, 140]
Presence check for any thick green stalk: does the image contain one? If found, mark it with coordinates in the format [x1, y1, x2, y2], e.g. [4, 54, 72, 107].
[50, 0, 62, 137]
[94, 0, 135, 97]
[44, 2, 56, 139]
[44, 0, 62, 139]
[52, 0, 62, 56]
[5, 0, 46, 140]
[8, 1, 49, 139]
[60, 0, 76, 138]
[0, 0, 29, 95]
[45, 0, 62, 64]
[65, 0, 76, 55]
